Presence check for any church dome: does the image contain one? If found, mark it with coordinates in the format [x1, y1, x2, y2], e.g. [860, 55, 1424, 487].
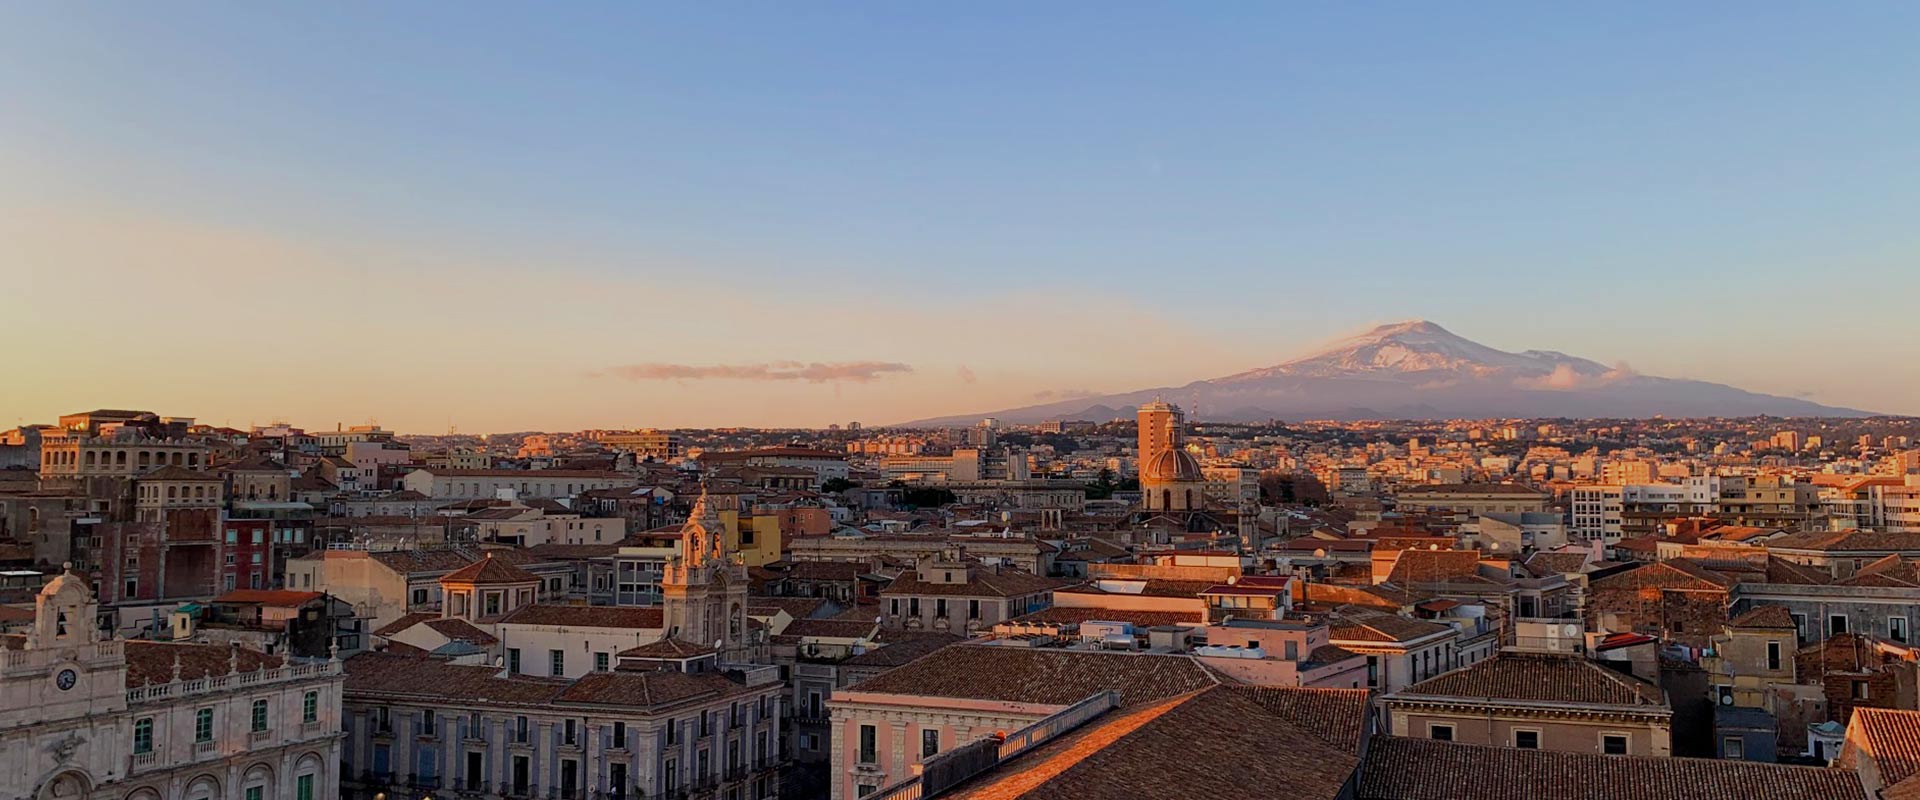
[1141, 448, 1203, 483]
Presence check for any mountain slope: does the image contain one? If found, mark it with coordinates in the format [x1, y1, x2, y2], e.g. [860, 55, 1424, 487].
[903, 321, 1873, 426]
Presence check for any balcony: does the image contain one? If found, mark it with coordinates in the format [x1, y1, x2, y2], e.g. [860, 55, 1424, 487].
[193, 740, 218, 757]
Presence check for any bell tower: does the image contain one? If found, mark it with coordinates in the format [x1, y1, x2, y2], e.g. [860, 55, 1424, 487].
[661, 486, 750, 658]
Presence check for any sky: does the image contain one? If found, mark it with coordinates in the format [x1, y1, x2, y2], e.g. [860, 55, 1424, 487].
[2, 3, 1916, 432]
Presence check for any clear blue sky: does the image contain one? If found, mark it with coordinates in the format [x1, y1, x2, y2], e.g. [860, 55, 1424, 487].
[3, 4, 1916, 430]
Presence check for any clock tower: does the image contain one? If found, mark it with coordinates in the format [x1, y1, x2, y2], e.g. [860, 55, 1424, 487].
[2, 567, 130, 799]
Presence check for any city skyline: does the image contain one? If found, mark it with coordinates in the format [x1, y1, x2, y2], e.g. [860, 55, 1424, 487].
[6, 4, 1919, 430]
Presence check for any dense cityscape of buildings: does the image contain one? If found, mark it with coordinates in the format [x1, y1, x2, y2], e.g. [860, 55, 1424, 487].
[4, 406, 1920, 798]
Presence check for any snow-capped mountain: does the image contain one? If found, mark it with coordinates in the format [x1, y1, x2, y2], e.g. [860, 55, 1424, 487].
[902, 320, 1874, 426]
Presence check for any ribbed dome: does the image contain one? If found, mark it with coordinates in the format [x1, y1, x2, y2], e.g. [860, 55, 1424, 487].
[1141, 448, 1203, 483]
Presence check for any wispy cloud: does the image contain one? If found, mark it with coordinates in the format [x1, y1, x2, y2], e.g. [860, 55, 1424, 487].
[1031, 388, 1098, 401]
[1513, 361, 1637, 391]
[599, 361, 913, 383]
[956, 365, 977, 384]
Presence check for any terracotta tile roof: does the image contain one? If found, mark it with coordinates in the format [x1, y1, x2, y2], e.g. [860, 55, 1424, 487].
[1328, 609, 1452, 644]
[1589, 560, 1734, 592]
[424, 617, 498, 645]
[1842, 708, 1920, 791]
[1524, 551, 1591, 576]
[345, 652, 570, 707]
[1357, 735, 1865, 800]
[374, 612, 438, 637]
[523, 543, 623, 560]
[124, 641, 284, 688]
[1228, 685, 1371, 750]
[746, 597, 829, 619]
[942, 685, 1360, 800]
[416, 468, 631, 478]
[882, 567, 1069, 599]
[439, 554, 540, 585]
[1399, 483, 1544, 497]
[842, 632, 963, 669]
[845, 645, 1221, 707]
[778, 618, 879, 640]
[139, 465, 221, 482]
[557, 669, 763, 708]
[1838, 555, 1920, 588]
[1386, 550, 1486, 585]
[1009, 607, 1205, 628]
[212, 589, 324, 606]
[497, 604, 664, 630]
[365, 548, 492, 575]
[1766, 530, 1920, 553]
[1397, 651, 1665, 707]
[616, 638, 714, 659]
[1729, 605, 1798, 631]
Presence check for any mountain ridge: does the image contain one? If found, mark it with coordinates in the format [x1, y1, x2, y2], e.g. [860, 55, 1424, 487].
[901, 320, 1876, 426]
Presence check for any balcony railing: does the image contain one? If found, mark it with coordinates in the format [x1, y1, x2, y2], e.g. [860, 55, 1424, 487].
[124, 659, 342, 705]
[867, 690, 1119, 800]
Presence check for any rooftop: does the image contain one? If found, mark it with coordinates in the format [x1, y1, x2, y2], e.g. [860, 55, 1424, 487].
[1355, 736, 1865, 800]
[845, 644, 1222, 707]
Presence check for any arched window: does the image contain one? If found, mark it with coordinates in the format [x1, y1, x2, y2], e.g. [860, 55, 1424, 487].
[1160, 489, 1171, 510]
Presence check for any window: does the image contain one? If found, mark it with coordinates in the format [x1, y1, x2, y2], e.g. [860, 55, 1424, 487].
[515, 715, 530, 743]
[485, 592, 502, 616]
[195, 708, 214, 742]
[859, 724, 878, 764]
[465, 752, 485, 789]
[858, 785, 876, 798]
[1724, 736, 1745, 760]
[889, 598, 900, 617]
[133, 717, 154, 754]
[1831, 614, 1850, 636]
[968, 599, 981, 620]
[252, 529, 264, 544]
[1514, 730, 1540, 750]
[423, 709, 437, 736]
[1854, 681, 1871, 700]
[595, 652, 610, 672]
[550, 649, 566, 677]
[1894, 616, 1910, 643]
[303, 690, 319, 723]
[1792, 613, 1809, 643]
[1603, 734, 1628, 755]
[507, 648, 521, 674]
[411, 588, 429, 606]
[1284, 640, 1299, 660]
[909, 598, 920, 617]
[613, 721, 628, 749]
[296, 774, 314, 800]
[935, 599, 948, 619]
[667, 718, 680, 745]
[1428, 724, 1453, 741]
[246, 787, 263, 800]
[922, 728, 939, 758]
[564, 718, 578, 745]
[1767, 641, 1782, 671]
[251, 699, 269, 732]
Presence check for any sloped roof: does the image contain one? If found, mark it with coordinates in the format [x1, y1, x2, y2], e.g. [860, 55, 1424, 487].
[1356, 736, 1865, 800]
[845, 645, 1221, 707]
[1843, 708, 1920, 794]
[497, 605, 663, 630]
[942, 686, 1359, 800]
[1396, 651, 1665, 707]
[1837, 555, 1920, 588]
[1328, 609, 1452, 644]
[1729, 605, 1798, 631]
[439, 554, 540, 585]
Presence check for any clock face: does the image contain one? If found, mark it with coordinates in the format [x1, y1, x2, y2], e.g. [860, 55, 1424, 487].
[55, 669, 77, 691]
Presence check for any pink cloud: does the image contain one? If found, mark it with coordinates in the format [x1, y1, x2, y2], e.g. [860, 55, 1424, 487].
[600, 361, 913, 383]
